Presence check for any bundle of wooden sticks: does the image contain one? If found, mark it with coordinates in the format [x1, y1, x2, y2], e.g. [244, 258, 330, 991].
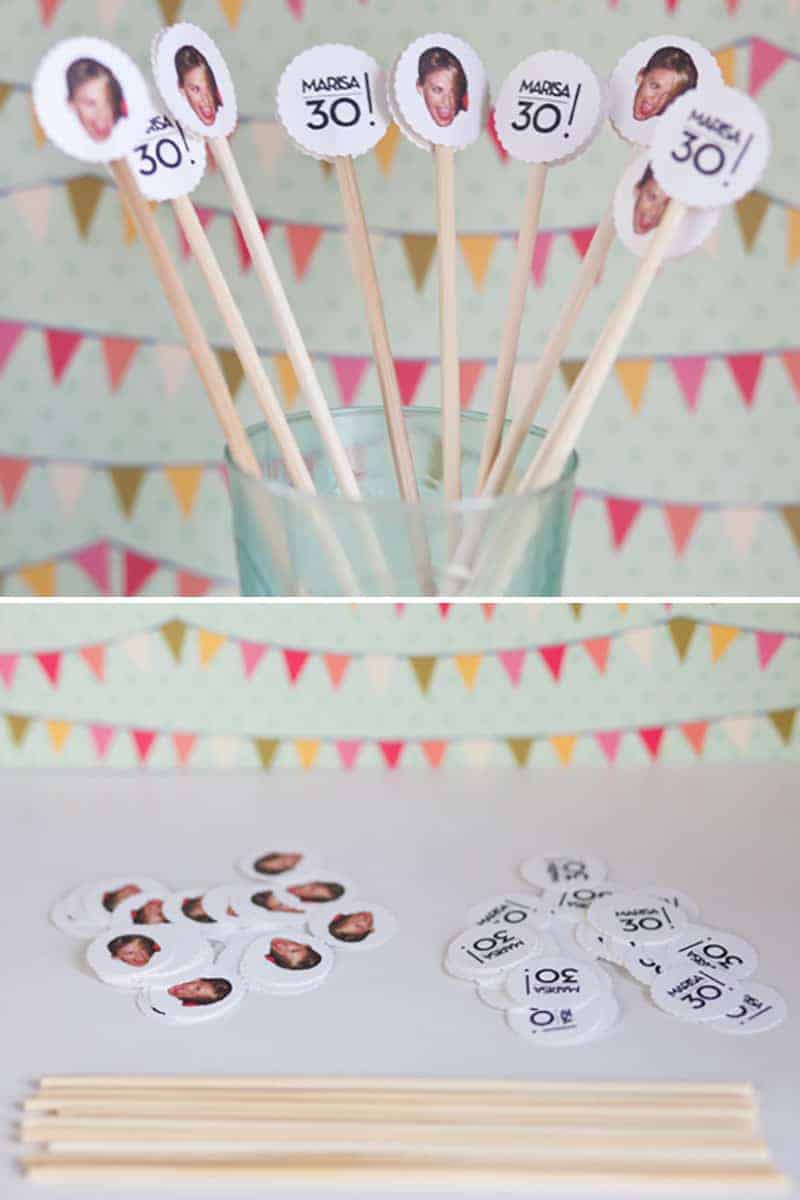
[20, 1076, 789, 1191]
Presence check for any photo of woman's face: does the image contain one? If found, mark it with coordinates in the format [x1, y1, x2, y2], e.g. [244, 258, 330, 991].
[68, 73, 117, 142]
[270, 937, 312, 968]
[180, 62, 217, 126]
[168, 978, 221, 1004]
[255, 851, 301, 875]
[633, 67, 682, 122]
[109, 936, 156, 967]
[417, 67, 460, 127]
[253, 890, 303, 913]
[182, 895, 214, 923]
[103, 883, 140, 911]
[332, 911, 373, 939]
[287, 881, 340, 902]
[133, 898, 167, 925]
[633, 174, 669, 234]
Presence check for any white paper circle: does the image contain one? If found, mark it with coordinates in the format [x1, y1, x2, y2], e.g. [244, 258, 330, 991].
[162, 885, 221, 930]
[282, 875, 355, 908]
[138, 972, 246, 1025]
[503, 955, 605, 1010]
[446, 923, 540, 980]
[710, 984, 787, 1036]
[476, 978, 519, 1011]
[33, 37, 151, 164]
[669, 925, 758, 980]
[640, 885, 700, 923]
[588, 889, 688, 944]
[387, 57, 431, 151]
[574, 920, 624, 964]
[609, 36, 722, 147]
[87, 927, 173, 983]
[465, 892, 549, 930]
[277, 45, 389, 160]
[125, 105, 206, 202]
[224, 884, 308, 930]
[241, 932, 333, 991]
[236, 846, 321, 882]
[80, 876, 170, 924]
[650, 964, 741, 1022]
[519, 854, 607, 891]
[614, 150, 720, 259]
[50, 884, 107, 938]
[151, 22, 237, 140]
[307, 903, 397, 952]
[542, 884, 618, 923]
[506, 991, 618, 1045]
[393, 33, 489, 150]
[109, 890, 172, 928]
[494, 51, 605, 165]
[651, 84, 770, 208]
[622, 944, 675, 985]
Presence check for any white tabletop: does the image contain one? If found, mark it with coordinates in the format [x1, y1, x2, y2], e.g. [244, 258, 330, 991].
[1, 765, 796, 1198]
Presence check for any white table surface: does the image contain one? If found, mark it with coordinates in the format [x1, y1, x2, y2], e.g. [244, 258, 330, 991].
[1, 765, 796, 1199]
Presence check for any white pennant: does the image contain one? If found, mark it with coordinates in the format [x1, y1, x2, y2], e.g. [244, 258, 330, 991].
[250, 121, 286, 175]
[155, 344, 191, 399]
[721, 715, 753, 752]
[462, 739, 494, 768]
[121, 632, 151, 670]
[48, 463, 89, 515]
[96, 0, 125, 28]
[721, 508, 762, 560]
[11, 186, 53, 241]
[210, 734, 240, 768]
[625, 626, 654, 665]
[364, 654, 395, 695]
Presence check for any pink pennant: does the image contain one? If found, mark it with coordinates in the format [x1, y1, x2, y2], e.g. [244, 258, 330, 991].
[538, 643, 566, 682]
[123, 550, 159, 596]
[335, 740, 362, 769]
[749, 38, 789, 96]
[394, 603, 405, 615]
[232, 216, 271, 271]
[0, 458, 30, 507]
[583, 637, 611, 674]
[670, 356, 708, 411]
[665, 0, 680, 11]
[35, 651, 61, 686]
[283, 648, 309, 684]
[330, 356, 369, 407]
[0, 654, 19, 688]
[459, 360, 484, 409]
[286, 224, 323, 278]
[176, 206, 214, 258]
[605, 497, 642, 549]
[726, 0, 739, 9]
[482, 603, 495, 620]
[782, 351, 800, 398]
[756, 631, 785, 669]
[530, 231, 554, 287]
[286, 0, 304, 17]
[131, 729, 157, 763]
[664, 504, 702, 557]
[239, 640, 267, 679]
[422, 740, 447, 767]
[595, 730, 622, 764]
[487, 108, 509, 163]
[569, 226, 596, 260]
[379, 740, 404, 768]
[394, 359, 427, 407]
[177, 570, 213, 597]
[45, 328, 83, 383]
[438, 603, 450, 618]
[323, 653, 350, 689]
[79, 644, 105, 680]
[727, 353, 764, 406]
[0, 321, 25, 372]
[89, 724, 115, 760]
[498, 649, 526, 687]
[172, 732, 197, 766]
[639, 726, 665, 760]
[38, 0, 61, 24]
[73, 541, 110, 593]
[101, 337, 139, 392]
[682, 721, 708, 755]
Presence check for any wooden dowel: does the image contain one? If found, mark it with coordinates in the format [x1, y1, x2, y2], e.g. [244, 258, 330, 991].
[109, 161, 258, 479]
[435, 145, 461, 503]
[476, 161, 548, 491]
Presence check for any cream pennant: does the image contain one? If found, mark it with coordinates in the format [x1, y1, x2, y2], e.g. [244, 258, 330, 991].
[364, 654, 395, 694]
[155, 344, 191, 399]
[625, 626, 653, 665]
[721, 715, 753, 751]
[250, 121, 286, 175]
[48, 463, 89, 515]
[96, 0, 126, 28]
[11, 186, 53, 240]
[121, 632, 151, 670]
[462, 739, 493, 768]
[210, 734, 240, 767]
[722, 508, 762, 559]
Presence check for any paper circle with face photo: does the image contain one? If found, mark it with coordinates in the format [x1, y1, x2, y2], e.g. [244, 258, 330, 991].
[393, 33, 489, 151]
[137, 971, 246, 1025]
[236, 846, 321, 882]
[50, 884, 108, 938]
[33, 37, 150, 164]
[109, 890, 172, 929]
[614, 150, 720, 259]
[241, 932, 334, 992]
[609, 36, 721, 147]
[124, 105, 206, 203]
[80, 876, 170, 925]
[281, 875, 355, 908]
[307, 903, 397, 952]
[151, 22, 237, 140]
[162, 885, 228, 932]
[494, 51, 605, 166]
[277, 45, 389, 161]
[225, 885, 308, 930]
[87, 928, 172, 983]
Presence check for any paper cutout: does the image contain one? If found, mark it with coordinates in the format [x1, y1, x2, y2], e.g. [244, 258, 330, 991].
[152, 22, 237, 140]
[66, 174, 105, 237]
[330, 356, 369, 406]
[101, 336, 138, 392]
[392, 33, 489, 150]
[0, 458, 30, 508]
[494, 51, 605, 165]
[614, 149, 720, 259]
[74, 542, 110, 593]
[277, 45, 389, 160]
[125, 107, 206, 202]
[609, 36, 722, 147]
[45, 328, 82, 382]
[748, 38, 789, 97]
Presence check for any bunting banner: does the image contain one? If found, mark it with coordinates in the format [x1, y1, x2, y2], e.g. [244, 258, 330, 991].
[0, 614, 795, 691]
[0, 704, 795, 769]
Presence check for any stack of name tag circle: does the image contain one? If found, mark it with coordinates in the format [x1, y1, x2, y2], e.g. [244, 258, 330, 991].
[445, 855, 786, 1044]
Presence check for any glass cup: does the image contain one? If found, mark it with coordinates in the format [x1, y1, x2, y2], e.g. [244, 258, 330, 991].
[225, 406, 577, 596]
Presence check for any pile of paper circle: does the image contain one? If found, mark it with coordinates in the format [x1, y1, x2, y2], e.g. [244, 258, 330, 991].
[50, 848, 397, 1028]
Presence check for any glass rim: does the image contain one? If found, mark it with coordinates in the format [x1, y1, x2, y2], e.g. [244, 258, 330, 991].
[224, 405, 579, 515]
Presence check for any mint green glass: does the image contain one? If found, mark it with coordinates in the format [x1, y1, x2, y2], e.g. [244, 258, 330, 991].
[225, 407, 577, 597]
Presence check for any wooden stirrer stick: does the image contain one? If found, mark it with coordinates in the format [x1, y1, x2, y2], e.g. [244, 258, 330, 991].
[435, 145, 461, 503]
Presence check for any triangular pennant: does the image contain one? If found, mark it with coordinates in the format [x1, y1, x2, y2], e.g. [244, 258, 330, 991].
[90, 724, 115, 760]
[35, 651, 62, 685]
[595, 730, 622, 764]
[45, 328, 82, 383]
[749, 37, 789, 96]
[756, 631, 785, 669]
[0, 321, 25, 372]
[97, 0, 126, 28]
[788, 210, 800, 266]
[605, 496, 644, 550]
[626, 626, 653, 665]
[198, 629, 226, 665]
[715, 46, 737, 88]
[722, 715, 753, 751]
[768, 708, 796, 746]
[335, 740, 362, 769]
[109, 466, 145, 517]
[638, 726, 665, 760]
[409, 656, 437, 695]
[421, 740, 446, 767]
[218, 0, 244, 25]
[482, 603, 495, 620]
[66, 175, 106, 239]
[459, 360, 484, 410]
[11, 185, 53, 240]
[30, 96, 47, 148]
[330, 356, 369, 407]
[123, 550, 159, 596]
[177, 570, 213, 597]
[322, 653, 350, 689]
[709, 624, 740, 662]
[155, 343, 191, 398]
[615, 359, 652, 413]
[497, 649, 526, 687]
[164, 466, 204, 517]
[101, 336, 139, 392]
[781, 506, 800, 553]
[46, 720, 72, 753]
[215, 347, 244, 399]
[210, 734, 240, 767]
[583, 637, 611, 674]
[250, 121, 286, 175]
[781, 351, 800, 396]
[664, 504, 702, 557]
[172, 731, 196, 766]
[559, 359, 585, 391]
[0, 654, 19, 687]
[156, 0, 184, 20]
[0, 458, 30, 507]
[286, 224, 323, 279]
[727, 353, 764, 406]
[401, 234, 436, 291]
[569, 226, 596, 260]
[461, 739, 492, 768]
[48, 462, 88, 515]
[79, 644, 105, 681]
[131, 729, 157, 763]
[681, 721, 708, 756]
[286, 0, 304, 16]
[0, 83, 9, 111]
[374, 122, 401, 176]
[487, 107, 509, 162]
[295, 738, 320, 769]
[364, 654, 395, 693]
[507, 737, 533, 767]
[283, 648, 309, 684]
[73, 542, 110, 593]
[454, 654, 482, 691]
[121, 632, 151, 669]
[438, 603, 451, 618]
[239, 640, 267, 679]
[538, 644, 566, 681]
[160, 619, 187, 663]
[394, 359, 428, 407]
[253, 738, 279, 768]
[667, 616, 697, 661]
[19, 561, 56, 596]
[734, 191, 770, 252]
[274, 353, 300, 409]
[722, 507, 761, 559]
[6, 713, 31, 747]
[530, 231, 554, 288]
[39, 0, 62, 26]
[378, 740, 404, 768]
[459, 235, 498, 290]
[670, 356, 708, 412]
[550, 735, 577, 766]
